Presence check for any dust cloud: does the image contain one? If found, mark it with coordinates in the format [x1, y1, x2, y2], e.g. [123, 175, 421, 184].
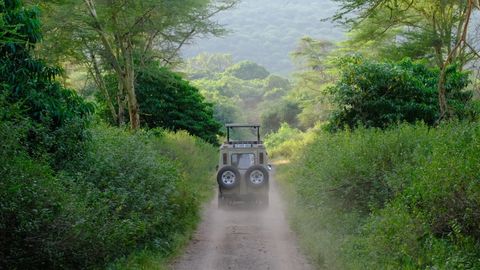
[171, 170, 311, 270]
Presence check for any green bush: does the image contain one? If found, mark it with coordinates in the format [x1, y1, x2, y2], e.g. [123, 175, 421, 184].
[346, 123, 480, 269]
[136, 67, 222, 145]
[328, 56, 473, 131]
[264, 123, 305, 158]
[0, 117, 68, 269]
[152, 129, 218, 200]
[1, 2, 216, 269]
[278, 122, 480, 269]
[261, 100, 301, 134]
[55, 126, 216, 268]
[98, 67, 222, 145]
[0, 0, 92, 260]
[0, 0, 93, 168]
[0, 121, 217, 269]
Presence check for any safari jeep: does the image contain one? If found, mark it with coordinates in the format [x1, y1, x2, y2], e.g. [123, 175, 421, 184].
[216, 124, 271, 208]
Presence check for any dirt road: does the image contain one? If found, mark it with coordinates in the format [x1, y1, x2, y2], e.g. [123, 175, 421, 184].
[171, 176, 311, 270]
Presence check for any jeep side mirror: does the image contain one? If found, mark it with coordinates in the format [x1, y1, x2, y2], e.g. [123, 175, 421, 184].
[267, 164, 272, 171]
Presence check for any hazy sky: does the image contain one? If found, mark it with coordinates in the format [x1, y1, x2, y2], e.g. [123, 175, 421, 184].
[181, 0, 345, 75]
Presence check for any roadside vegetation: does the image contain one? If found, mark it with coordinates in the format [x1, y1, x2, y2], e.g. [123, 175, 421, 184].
[266, 1, 480, 269]
[274, 122, 480, 269]
[1, 1, 221, 269]
[1, 120, 216, 269]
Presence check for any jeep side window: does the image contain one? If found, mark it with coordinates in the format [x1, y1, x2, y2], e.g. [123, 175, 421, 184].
[231, 153, 255, 169]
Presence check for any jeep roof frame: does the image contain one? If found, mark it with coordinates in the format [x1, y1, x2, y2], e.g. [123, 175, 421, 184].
[225, 123, 261, 144]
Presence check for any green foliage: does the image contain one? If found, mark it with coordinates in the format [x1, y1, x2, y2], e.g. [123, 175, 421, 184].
[107, 129, 217, 270]
[96, 66, 223, 145]
[186, 57, 296, 132]
[205, 92, 244, 124]
[331, 0, 478, 68]
[0, 0, 93, 168]
[277, 122, 480, 269]
[135, 67, 222, 145]
[288, 37, 336, 129]
[0, 116, 66, 269]
[39, 0, 234, 66]
[261, 100, 301, 134]
[264, 123, 300, 149]
[328, 57, 473, 130]
[264, 123, 307, 158]
[0, 10, 217, 261]
[0, 121, 217, 269]
[182, 52, 234, 79]
[56, 126, 216, 268]
[225, 60, 270, 80]
[37, 0, 237, 130]
[265, 74, 291, 91]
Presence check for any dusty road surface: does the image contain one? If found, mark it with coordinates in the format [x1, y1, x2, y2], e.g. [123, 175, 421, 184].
[171, 176, 312, 270]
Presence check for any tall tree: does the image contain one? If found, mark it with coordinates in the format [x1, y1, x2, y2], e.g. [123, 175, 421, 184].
[332, 0, 480, 121]
[289, 37, 336, 128]
[36, 0, 236, 129]
[437, 0, 479, 119]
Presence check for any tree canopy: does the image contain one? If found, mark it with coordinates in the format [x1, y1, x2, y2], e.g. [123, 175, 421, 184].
[0, 0, 93, 166]
[136, 67, 222, 144]
[332, 0, 480, 120]
[182, 54, 297, 133]
[35, 0, 237, 129]
[328, 56, 473, 130]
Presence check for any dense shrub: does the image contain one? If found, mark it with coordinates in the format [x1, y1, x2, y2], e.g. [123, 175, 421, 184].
[55, 126, 216, 268]
[278, 122, 480, 269]
[0, 117, 68, 269]
[328, 57, 473, 131]
[346, 123, 480, 269]
[152, 129, 218, 198]
[136, 67, 222, 145]
[0, 0, 93, 168]
[1, 2, 216, 268]
[0, 122, 217, 269]
[264, 123, 307, 158]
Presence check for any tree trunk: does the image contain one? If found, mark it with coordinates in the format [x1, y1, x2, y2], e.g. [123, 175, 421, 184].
[436, 0, 475, 123]
[124, 38, 140, 130]
[117, 78, 126, 126]
[89, 51, 118, 122]
[437, 66, 449, 120]
[84, 0, 140, 129]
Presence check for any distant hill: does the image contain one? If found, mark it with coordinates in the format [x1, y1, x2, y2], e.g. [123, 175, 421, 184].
[181, 0, 345, 75]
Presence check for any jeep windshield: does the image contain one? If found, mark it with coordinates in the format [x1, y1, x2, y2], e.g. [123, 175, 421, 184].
[225, 124, 261, 144]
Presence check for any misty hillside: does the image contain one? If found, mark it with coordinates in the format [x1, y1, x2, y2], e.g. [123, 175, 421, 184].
[181, 0, 345, 75]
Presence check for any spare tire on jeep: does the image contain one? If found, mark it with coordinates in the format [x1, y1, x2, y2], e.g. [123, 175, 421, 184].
[245, 165, 269, 188]
[217, 166, 241, 190]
